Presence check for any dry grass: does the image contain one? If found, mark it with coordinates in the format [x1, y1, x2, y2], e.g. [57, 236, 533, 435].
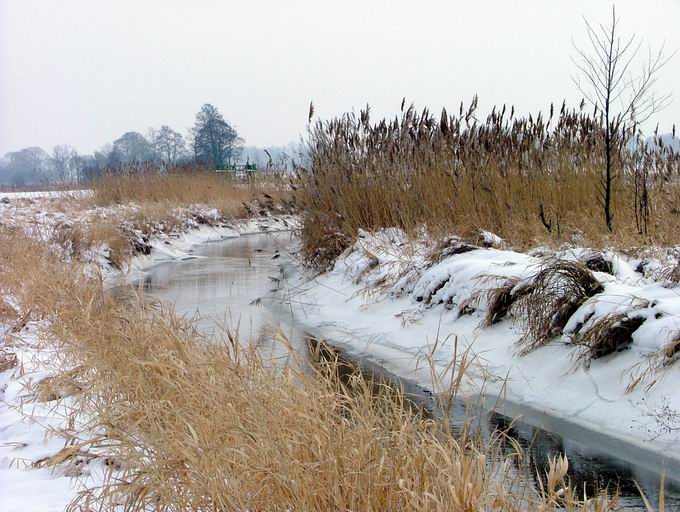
[661, 258, 680, 284]
[90, 169, 289, 218]
[52, 217, 134, 267]
[482, 277, 533, 327]
[573, 309, 647, 366]
[0, 298, 17, 323]
[627, 331, 680, 392]
[299, 101, 680, 268]
[21, 169, 295, 268]
[579, 251, 614, 274]
[516, 261, 603, 354]
[0, 227, 627, 511]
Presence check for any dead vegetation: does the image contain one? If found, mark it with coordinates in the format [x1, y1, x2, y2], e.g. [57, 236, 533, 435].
[661, 333, 680, 364]
[52, 217, 134, 267]
[482, 277, 533, 327]
[299, 100, 680, 268]
[579, 251, 614, 274]
[428, 236, 480, 264]
[0, 349, 17, 372]
[515, 261, 603, 354]
[0, 227, 625, 512]
[661, 258, 680, 284]
[0, 298, 17, 323]
[627, 331, 680, 392]
[90, 168, 289, 218]
[0, 169, 295, 269]
[573, 310, 647, 366]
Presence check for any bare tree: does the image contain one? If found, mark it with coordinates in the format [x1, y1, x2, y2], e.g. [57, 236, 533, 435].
[51, 144, 78, 182]
[149, 125, 186, 165]
[572, 6, 674, 231]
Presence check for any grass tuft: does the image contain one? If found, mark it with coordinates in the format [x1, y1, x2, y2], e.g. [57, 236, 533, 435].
[574, 310, 647, 365]
[516, 261, 603, 354]
[483, 278, 534, 327]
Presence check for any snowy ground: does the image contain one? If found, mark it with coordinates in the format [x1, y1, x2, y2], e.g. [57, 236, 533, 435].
[0, 195, 295, 512]
[283, 229, 680, 472]
[0, 189, 92, 200]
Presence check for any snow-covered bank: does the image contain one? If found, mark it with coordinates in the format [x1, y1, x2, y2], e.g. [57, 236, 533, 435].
[285, 229, 680, 469]
[117, 215, 297, 284]
[0, 195, 296, 512]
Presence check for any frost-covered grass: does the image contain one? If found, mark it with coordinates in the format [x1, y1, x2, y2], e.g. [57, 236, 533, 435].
[0, 180, 293, 269]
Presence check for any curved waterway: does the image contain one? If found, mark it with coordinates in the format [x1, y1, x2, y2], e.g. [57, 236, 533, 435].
[134, 231, 680, 510]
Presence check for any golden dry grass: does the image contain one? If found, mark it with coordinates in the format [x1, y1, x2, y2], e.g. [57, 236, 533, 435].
[52, 217, 133, 267]
[20, 169, 294, 268]
[0, 227, 626, 511]
[299, 102, 680, 267]
[90, 169, 289, 218]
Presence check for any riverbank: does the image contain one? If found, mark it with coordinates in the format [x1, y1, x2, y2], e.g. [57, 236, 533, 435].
[284, 228, 680, 472]
[3, 207, 623, 511]
[0, 193, 295, 512]
[0, 194, 676, 510]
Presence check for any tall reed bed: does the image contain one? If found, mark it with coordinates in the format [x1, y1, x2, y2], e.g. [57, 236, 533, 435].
[90, 167, 290, 217]
[298, 99, 680, 267]
[0, 228, 623, 511]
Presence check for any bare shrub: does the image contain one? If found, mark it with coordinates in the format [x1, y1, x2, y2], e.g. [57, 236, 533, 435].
[516, 261, 603, 354]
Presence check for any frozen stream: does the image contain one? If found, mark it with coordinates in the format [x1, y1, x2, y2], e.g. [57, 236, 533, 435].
[135, 231, 679, 510]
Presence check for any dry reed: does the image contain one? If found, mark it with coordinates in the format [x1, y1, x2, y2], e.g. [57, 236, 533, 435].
[516, 261, 603, 354]
[90, 168, 289, 219]
[574, 310, 647, 365]
[0, 227, 624, 511]
[298, 100, 680, 268]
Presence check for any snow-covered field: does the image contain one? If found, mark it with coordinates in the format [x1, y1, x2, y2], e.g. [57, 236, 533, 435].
[0, 195, 295, 512]
[0, 189, 92, 200]
[284, 229, 680, 470]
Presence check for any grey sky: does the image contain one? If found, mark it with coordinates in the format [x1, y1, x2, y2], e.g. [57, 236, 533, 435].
[1, 0, 679, 156]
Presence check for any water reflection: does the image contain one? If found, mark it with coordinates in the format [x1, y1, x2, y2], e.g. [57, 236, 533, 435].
[138, 232, 296, 344]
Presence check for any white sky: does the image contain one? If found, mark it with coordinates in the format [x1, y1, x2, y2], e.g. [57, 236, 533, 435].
[1, 0, 679, 155]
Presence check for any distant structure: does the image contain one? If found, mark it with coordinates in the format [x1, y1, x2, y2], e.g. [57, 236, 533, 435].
[215, 158, 257, 178]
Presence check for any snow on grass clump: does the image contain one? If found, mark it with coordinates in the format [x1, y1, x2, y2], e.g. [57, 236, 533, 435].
[327, 228, 680, 387]
[515, 260, 603, 354]
[285, 227, 680, 462]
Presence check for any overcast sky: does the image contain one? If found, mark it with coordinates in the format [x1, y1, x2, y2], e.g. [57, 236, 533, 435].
[1, 0, 679, 156]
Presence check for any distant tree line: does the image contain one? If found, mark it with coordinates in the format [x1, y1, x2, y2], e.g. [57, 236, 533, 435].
[0, 103, 299, 186]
